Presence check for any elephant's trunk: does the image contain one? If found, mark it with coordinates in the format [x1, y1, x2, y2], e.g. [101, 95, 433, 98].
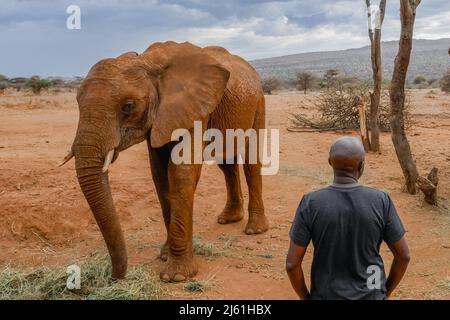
[73, 117, 127, 279]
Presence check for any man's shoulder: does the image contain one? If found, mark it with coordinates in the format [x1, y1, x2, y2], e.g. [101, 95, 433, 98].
[301, 187, 335, 204]
[304, 185, 389, 200]
[358, 185, 390, 199]
[302, 187, 332, 200]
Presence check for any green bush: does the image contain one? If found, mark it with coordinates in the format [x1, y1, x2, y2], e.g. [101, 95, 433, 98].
[25, 76, 53, 94]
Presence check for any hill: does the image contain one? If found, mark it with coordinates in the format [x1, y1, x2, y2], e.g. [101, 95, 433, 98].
[251, 38, 450, 82]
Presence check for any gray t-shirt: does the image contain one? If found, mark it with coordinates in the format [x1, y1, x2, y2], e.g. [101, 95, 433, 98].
[289, 184, 405, 300]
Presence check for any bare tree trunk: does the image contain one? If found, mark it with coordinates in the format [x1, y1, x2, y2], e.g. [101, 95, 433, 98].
[358, 98, 370, 152]
[417, 168, 439, 205]
[389, 0, 437, 204]
[366, 0, 386, 152]
[389, 0, 420, 194]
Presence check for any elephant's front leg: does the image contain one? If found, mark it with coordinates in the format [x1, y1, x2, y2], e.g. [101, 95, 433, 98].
[160, 162, 202, 282]
[147, 140, 171, 261]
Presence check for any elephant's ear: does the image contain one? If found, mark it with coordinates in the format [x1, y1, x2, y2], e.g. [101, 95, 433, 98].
[150, 50, 230, 148]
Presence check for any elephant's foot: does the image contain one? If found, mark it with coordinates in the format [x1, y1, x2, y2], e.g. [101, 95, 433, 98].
[217, 203, 244, 224]
[160, 254, 198, 282]
[111, 255, 128, 280]
[245, 209, 269, 235]
[159, 241, 169, 261]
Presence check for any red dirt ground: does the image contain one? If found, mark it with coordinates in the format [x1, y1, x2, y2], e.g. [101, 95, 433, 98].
[0, 89, 449, 299]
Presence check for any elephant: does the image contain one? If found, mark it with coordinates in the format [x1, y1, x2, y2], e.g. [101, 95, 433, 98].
[61, 41, 269, 282]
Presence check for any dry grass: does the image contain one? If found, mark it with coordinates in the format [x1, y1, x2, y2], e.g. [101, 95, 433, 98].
[193, 236, 231, 257]
[257, 253, 274, 259]
[436, 278, 450, 293]
[183, 272, 218, 293]
[279, 165, 333, 186]
[0, 255, 162, 300]
[184, 279, 214, 293]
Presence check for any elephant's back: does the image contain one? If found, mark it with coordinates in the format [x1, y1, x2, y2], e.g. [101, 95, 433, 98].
[144, 41, 264, 131]
[203, 46, 262, 95]
[203, 46, 265, 132]
[144, 42, 262, 99]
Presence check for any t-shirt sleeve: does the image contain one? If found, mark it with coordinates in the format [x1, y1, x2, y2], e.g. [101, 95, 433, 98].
[382, 193, 406, 244]
[289, 196, 311, 247]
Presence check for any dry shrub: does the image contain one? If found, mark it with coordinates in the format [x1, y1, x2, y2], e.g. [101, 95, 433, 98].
[290, 86, 413, 132]
[261, 77, 281, 95]
[0, 82, 6, 95]
[441, 70, 450, 93]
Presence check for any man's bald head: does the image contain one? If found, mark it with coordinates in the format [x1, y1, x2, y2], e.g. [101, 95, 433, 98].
[329, 136, 365, 178]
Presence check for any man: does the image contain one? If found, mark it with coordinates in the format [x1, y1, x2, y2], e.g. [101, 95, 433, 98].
[286, 136, 410, 300]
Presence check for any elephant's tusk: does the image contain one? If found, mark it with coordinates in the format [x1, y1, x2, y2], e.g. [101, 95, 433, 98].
[58, 150, 74, 167]
[102, 149, 115, 173]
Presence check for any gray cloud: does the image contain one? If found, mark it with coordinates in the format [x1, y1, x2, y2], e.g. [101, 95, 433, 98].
[0, 0, 449, 77]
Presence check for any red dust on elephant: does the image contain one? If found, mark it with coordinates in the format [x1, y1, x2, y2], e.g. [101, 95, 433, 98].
[61, 41, 269, 282]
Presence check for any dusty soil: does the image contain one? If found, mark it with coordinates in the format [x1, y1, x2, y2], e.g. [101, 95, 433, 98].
[0, 88, 449, 299]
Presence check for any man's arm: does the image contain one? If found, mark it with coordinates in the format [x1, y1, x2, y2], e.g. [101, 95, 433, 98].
[286, 241, 310, 300]
[386, 237, 410, 298]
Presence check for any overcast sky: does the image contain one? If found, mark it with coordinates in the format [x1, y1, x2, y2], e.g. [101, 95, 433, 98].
[1, 0, 449, 77]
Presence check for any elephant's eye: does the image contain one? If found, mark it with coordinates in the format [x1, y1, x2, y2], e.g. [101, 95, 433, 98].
[121, 101, 135, 116]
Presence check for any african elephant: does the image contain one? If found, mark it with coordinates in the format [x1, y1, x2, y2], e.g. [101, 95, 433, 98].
[61, 41, 269, 282]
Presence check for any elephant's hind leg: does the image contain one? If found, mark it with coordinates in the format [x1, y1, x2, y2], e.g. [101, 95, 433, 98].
[217, 163, 244, 224]
[243, 103, 269, 235]
[243, 162, 269, 234]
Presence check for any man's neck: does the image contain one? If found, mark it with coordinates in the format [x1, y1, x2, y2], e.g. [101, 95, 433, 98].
[333, 175, 359, 185]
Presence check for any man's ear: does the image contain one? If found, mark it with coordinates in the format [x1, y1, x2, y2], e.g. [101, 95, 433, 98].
[358, 160, 365, 178]
[328, 158, 332, 166]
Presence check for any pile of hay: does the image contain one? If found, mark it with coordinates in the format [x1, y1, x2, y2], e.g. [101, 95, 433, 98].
[0, 254, 161, 300]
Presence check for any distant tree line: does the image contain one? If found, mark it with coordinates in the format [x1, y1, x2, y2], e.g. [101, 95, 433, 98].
[261, 68, 449, 95]
[0, 75, 83, 95]
[261, 69, 367, 95]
